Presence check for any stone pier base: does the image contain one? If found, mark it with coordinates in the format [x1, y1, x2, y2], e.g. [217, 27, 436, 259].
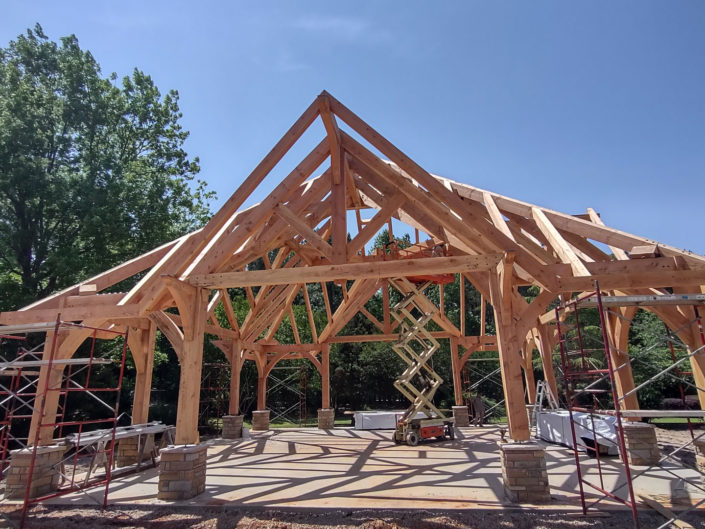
[117, 434, 155, 467]
[500, 442, 551, 503]
[318, 408, 335, 429]
[620, 423, 660, 466]
[252, 410, 270, 431]
[452, 405, 470, 427]
[222, 415, 244, 439]
[5, 445, 65, 500]
[157, 444, 207, 500]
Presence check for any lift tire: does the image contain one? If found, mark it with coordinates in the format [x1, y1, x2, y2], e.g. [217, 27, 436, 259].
[406, 431, 420, 446]
[446, 425, 455, 440]
[393, 431, 402, 445]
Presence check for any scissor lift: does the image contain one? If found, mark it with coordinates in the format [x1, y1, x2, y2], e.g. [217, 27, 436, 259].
[389, 276, 455, 446]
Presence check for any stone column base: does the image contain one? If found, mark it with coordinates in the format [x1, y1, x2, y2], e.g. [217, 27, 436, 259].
[318, 408, 335, 429]
[5, 445, 65, 500]
[500, 442, 551, 503]
[452, 406, 470, 427]
[157, 444, 207, 500]
[620, 423, 660, 466]
[252, 410, 270, 431]
[117, 434, 155, 467]
[222, 415, 244, 439]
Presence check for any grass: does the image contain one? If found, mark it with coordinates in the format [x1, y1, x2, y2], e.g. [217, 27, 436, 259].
[649, 417, 704, 425]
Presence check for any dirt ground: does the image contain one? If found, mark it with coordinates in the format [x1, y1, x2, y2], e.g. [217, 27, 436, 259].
[0, 504, 688, 529]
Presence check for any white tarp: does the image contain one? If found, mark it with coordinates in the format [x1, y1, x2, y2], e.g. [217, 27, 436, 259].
[353, 410, 428, 430]
[536, 410, 619, 455]
[354, 411, 404, 430]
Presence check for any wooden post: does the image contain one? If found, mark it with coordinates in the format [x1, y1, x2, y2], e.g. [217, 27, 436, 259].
[535, 325, 559, 400]
[480, 294, 487, 336]
[161, 277, 210, 445]
[606, 307, 640, 414]
[174, 287, 208, 445]
[523, 343, 537, 404]
[460, 275, 466, 336]
[29, 327, 94, 446]
[450, 338, 463, 405]
[256, 352, 267, 410]
[127, 321, 157, 425]
[321, 343, 331, 409]
[229, 341, 242, 415]
[489, 253, 531, 441]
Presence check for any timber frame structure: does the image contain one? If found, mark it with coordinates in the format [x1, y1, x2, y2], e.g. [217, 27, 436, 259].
[1, 90, 705, 449]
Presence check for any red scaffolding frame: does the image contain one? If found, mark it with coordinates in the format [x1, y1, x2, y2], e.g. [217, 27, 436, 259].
[555, 285, 705, 529]
[15, 318, 128, 529]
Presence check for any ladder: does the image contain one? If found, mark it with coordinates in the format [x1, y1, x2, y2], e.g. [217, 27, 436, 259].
[389, 278, 453, 445]
[531, 380, 559, 428]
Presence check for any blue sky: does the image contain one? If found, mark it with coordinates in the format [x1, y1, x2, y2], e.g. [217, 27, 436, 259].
[2, 1, 704, 253]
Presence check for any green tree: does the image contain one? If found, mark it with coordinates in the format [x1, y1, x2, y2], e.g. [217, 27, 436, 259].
[0, 24, 214, 310]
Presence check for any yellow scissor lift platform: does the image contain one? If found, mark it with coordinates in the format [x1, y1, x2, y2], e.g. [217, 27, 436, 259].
[389, 277, 455, 446]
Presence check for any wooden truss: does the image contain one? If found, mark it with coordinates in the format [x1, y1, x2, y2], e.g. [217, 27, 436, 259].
[2, 91, 705, 445]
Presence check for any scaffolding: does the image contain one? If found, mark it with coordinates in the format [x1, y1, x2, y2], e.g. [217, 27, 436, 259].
[199, 362, 230, 435]
[555, 286, 705, 529]
[267, 363, 308, 425]
[0, 319, 129, 529]
[0, 336, 45, 474]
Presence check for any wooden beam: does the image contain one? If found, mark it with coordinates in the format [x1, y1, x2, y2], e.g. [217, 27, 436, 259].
[483, 192, 515, 241]
[273, 204, 333, 261]
[347, 193, 406, 259]
[587, 208, 628, 260]
[189, 254, 502, 289]
[0, 303, 141, 326]
[532, 207, 590, 277]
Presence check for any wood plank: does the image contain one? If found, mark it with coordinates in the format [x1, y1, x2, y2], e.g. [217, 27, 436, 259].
[0, 303, 141, 326]
[532, 207, 591, 277]
[557, 269, 705, 292]
[483, 192, 515, 241]
[189, 254, 502, 288]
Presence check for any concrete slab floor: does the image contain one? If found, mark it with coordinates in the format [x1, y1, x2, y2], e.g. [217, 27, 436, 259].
[10, 426, 705, 511]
